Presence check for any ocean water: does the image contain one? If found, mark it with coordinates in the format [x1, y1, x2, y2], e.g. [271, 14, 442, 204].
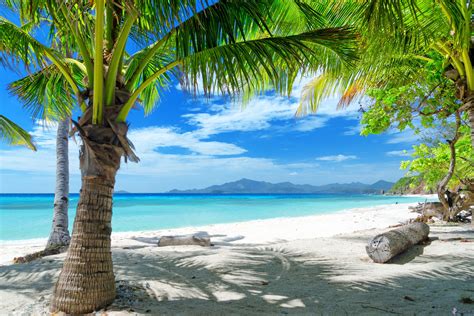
[0, 194, 431, 241]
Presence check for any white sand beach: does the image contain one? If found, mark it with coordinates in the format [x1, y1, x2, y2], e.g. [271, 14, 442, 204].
[0, 202, 473, 315]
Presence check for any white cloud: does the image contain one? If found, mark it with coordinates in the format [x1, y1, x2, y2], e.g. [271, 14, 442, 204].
[0, 122, 81, 175]
[128, 126, 246, 156]
[386, 150, 412, 157]
[0, 120, 323, 192]
[343, 124, 362, 136]
[293, 116, 328, 132]
[183, 95, 298, 137]
[0, 122, 405, 192]
[8, 118, 387, 193]
[180, 75, 361, 138]
[315, 154, 357, 162]
[386, 129, 420, 144]
[0, 76, 392, 193]
[0, 122, 248, 179]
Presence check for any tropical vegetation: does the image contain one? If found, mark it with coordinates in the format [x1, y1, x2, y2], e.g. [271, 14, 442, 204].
[299, 0, 473, 140]
[296, 0, 473, 218]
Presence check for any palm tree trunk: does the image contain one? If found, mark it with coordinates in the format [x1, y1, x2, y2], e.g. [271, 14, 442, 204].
[51, 123, 125, 314]
[46, 118, 71, 249]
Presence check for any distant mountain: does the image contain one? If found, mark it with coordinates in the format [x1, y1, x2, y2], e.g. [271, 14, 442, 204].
[115, 190, 130, 194]
[168, 178, 394, 194]
[370, 180, 395, 191]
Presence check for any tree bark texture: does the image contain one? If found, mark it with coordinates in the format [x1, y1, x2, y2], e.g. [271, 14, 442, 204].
[366, 222, 430, 263]
[51, 120, 129, 314]
[46, 118, 71, 249]
[436, 112, 461, 220]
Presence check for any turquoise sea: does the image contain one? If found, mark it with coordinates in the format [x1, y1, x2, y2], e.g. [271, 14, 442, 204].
[0, 194, 430, 241]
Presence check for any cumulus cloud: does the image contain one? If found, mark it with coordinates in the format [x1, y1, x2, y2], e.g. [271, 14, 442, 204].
[385, 129, 420, 144]
[0, 121, 80, 175]
[315, 154, 357, 162]
[0, 120, 322, 192]
[293, 116, 328, 132]
[343, 124, 362, 136]
[128, 126, 246, 156]
[180, 76, 361, 137]
[0, 76, 391, 193]
[0, 121, 404, 192]
[183, 95, 297, 137]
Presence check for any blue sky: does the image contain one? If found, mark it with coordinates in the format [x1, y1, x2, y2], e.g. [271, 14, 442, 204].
[0, 7, 421, 193]
[0, 68, 419, 193]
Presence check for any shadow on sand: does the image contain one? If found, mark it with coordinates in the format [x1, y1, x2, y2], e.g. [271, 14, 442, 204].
[0, 227, 473, 315]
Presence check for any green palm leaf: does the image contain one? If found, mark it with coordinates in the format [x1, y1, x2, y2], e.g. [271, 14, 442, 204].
[8, 63, 81, 120]
[0, 115, 36, 150]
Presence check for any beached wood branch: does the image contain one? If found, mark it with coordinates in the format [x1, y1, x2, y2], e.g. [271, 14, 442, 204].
[409, 202, 445, 219]
[158, 235, 211, 247]
[366, 222, 430, 263]
[13, 245, 67, 264]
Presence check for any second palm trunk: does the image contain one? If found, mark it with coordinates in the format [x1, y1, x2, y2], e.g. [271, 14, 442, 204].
[46, 118, 71, 249]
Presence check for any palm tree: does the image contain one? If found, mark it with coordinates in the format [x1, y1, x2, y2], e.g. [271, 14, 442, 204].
[0, 115, 36, 150]
[298, 0, 473, 146]
[1, 1, 356, 313]
[9, 60, 76, 250]
[45, 118, 71, 249]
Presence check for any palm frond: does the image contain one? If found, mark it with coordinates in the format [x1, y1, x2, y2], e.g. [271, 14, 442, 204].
[0, 115, 36, 150]
[8, 63, 82, 120]
[359, 0, 449, 51]
[126, 52, 175, 115]
[296, 0, 453, 116]
[0, 16, 50, 69]
[124, 0, 357, 115]
[179, 27, 356, 97]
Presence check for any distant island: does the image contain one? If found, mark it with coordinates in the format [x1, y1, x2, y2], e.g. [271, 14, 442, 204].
[168, 178, 394, 194]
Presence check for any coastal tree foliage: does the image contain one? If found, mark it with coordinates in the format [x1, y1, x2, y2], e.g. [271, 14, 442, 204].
[360, 55, 459, 135]
[400, 125, 473, 192]
[297, 0, 474, 147]
[361, 54, 473, 217]
[294, 0, 473, 218]
[0, 0, 357, 313]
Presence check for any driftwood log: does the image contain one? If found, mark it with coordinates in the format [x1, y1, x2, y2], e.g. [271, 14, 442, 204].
[366, 222, 430, 263]
[158, 235, 211, 247]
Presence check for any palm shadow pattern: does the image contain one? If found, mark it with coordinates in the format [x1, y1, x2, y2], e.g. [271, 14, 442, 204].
[0, 226, 473, 315]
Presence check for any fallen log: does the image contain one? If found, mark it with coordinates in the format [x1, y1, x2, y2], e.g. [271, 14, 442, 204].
[158, 235, 211, 247]
[366, 222, 430, 263]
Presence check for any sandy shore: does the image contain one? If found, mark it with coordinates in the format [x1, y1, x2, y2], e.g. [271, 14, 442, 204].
[0, 202, 473, 315]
